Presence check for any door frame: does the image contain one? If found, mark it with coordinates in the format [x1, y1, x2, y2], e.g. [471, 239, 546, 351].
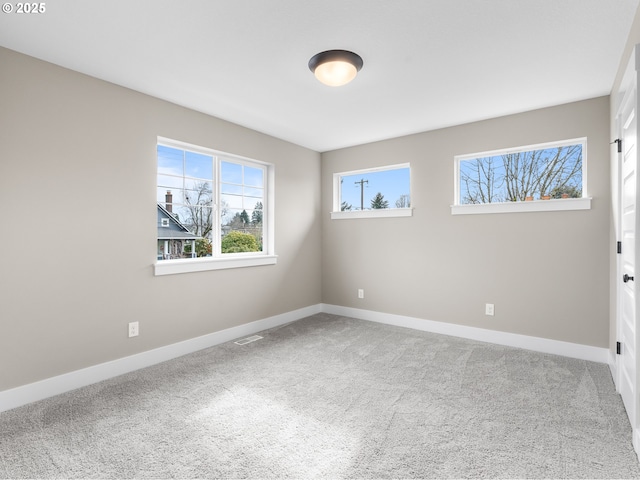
[614, 43, 640, 456]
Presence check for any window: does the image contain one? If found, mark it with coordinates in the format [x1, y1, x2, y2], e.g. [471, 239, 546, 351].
[155, 138, 276, 276]
[452, 138, 591, 215]
[332, 164, 412, 219]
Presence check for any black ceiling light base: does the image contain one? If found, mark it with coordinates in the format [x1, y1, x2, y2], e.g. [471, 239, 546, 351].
[308, 50, 363, 86]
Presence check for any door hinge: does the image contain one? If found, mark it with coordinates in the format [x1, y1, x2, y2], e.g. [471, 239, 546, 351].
[612, 138, 622, 153]
[617, 341, 622, 355]
[618, 241, 622, 254]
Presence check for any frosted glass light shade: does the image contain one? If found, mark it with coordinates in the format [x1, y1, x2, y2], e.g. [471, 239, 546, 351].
[314, 61, 357, 86]
[309, 50, 363, 87]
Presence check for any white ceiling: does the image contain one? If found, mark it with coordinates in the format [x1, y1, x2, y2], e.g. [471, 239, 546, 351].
[1, 0, 638, 152]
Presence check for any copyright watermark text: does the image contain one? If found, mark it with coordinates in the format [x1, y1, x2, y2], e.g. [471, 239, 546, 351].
[2, 3, 46, 14]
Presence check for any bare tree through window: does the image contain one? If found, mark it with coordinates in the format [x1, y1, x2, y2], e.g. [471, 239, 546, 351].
[458, 140, 584, 204]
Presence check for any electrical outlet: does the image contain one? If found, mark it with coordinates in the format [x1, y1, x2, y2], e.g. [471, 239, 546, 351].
[358, 289, 364, 299]
[128, 321, 139, 338]
[485, 303, 495, 316]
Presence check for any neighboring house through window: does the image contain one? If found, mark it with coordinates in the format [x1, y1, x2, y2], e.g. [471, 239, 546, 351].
[157, 203, 198, 260]
[155, 138, 276, 275]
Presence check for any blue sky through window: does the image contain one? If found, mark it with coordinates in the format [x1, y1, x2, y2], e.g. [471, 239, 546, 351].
[340, 167, 410, 210]
[458, 142, 583, 204]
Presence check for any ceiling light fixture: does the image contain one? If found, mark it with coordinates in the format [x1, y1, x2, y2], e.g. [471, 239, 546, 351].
[308, 50, 363, 87]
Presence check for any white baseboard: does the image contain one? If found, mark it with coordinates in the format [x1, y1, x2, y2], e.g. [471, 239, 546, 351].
[1, 302, 612, 413]
[321, 304, 610, 364]
[0, 304, 322, 413]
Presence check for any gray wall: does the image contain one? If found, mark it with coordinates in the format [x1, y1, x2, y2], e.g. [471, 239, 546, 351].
[321, 97, 611, 348]
[0, 47, 322, 391]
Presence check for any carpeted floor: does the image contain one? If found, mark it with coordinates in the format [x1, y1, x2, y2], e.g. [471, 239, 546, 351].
[1, 313, 639, 479]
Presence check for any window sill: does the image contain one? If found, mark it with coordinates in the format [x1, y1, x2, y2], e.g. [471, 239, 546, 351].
[154, 254, 278, 276]
[331, 208, 413, 220]
[450, 197, 591, 215]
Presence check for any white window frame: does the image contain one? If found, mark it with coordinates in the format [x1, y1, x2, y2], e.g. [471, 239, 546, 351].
[451, 138, 591, 215]
[160, 218, 170, 227]
[331, 163, 413, 220]
[154, 137, 276, 276]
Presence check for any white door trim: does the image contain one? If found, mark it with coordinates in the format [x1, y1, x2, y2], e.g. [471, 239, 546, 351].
[614, 43, 640, 457]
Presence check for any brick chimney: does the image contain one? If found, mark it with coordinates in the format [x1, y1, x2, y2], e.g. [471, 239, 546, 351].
[165, 190, 173, 213]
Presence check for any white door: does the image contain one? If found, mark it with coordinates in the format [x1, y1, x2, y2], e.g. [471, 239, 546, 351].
[616, 47, 640, 451]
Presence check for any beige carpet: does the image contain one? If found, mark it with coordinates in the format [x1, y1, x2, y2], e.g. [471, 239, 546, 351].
[0, 313, 639, 478]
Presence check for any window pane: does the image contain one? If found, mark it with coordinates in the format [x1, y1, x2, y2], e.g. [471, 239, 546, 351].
[339, 166, 411, 211]
[185, 151, 213, 180]
[458, 142, 583, 204]
[221, 209, 263, 253]
[244, 186, 263, 198]
[171, 206, 193, 229]
[248, 202, 263, 224]
[158, 144, 214, 261]
[157, 145, 184, 176]
[244, 166, 264, 187]
[220, 162, 264, 254]
[221, 183, 242, 195]
[221, 209, 235, 227]
[221, 193, 243, 210]
[157, 187, 185, 206]
[173, 205, 213, 236]
[157, 174, 183, 190]
[183, 181, 213, 205]
[221, 161, 242, 184]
